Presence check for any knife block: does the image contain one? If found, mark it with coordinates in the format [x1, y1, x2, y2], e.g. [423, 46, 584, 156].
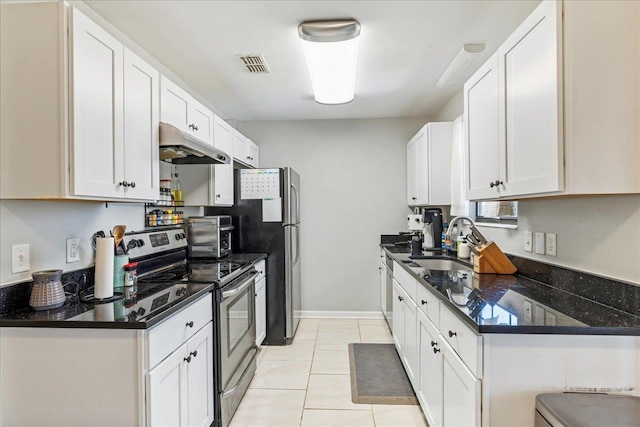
[473, 242, 517, 274]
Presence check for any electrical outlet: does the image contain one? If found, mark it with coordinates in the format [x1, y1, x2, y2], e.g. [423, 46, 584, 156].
[11, 244, 30, 273]
[524, 231, 533, 252]
[67, 238, 80, 263]
[546, 233, 557, 256]
[535, 232, 545, 255]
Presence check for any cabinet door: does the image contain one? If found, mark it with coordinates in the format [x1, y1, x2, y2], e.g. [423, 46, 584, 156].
[415, 132, 429, 205]
[255, 278, 267, 346]
[212, 164, 234, 206]
[186, 324, 214, 427]
[70, 8, 124, 199]
[248, 141, 259, 168]
[189, 99, 214, 146]
[160, 76, 190, 133]
[213, 115, 233, 155]
[123, 48, 159, 201]
[442, 342, 481, 427]
[147, 342, 189, 427]
[498, 0, 563, 197]
[403, 296, 419, 388]
[464, 53, 501, 200]
[392, 280, 405, 355]
[407, 139, 418, 205]
[417, 311, 443, 427]
[379, 263, 387, 314]
[233, 131, 249, 165]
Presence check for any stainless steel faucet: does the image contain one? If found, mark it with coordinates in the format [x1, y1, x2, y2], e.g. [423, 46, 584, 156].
[446, 216, 475, 240]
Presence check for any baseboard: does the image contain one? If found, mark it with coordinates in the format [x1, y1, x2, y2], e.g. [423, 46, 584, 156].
[300, 311, 385, 319]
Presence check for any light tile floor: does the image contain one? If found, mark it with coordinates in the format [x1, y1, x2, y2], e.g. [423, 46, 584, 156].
[230, 318, 429, 427]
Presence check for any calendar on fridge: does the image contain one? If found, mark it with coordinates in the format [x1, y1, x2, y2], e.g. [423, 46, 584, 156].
[240, 169, 280, 199]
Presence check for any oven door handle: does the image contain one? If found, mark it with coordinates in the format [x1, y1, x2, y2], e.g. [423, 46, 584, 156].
[222, 270, 259, 299]
[219, 225, 235, 232]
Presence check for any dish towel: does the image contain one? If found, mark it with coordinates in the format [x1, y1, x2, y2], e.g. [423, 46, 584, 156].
[450, 115, 469, 216]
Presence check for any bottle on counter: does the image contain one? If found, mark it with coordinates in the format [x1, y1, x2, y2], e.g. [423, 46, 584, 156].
[441, 222, 448, 254]
[447, 225, 458, 256]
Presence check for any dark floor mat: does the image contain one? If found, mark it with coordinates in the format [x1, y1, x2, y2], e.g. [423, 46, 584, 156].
[348, 343, 418, 405]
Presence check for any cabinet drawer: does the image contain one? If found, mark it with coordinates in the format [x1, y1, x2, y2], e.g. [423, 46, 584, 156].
[254, 259, 266, 283]
[416, 283, 440, 329]
[440, 306, 482, 377]
[393, 262, 417, 302]
[148, 293, 213, 368]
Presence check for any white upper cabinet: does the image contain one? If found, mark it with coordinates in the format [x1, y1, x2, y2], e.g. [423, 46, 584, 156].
[123, 48, 160, 201]
[233, 129, 260, 168]
[213, 115, 233, 154]
[464, 0, 640, 200]
[160, 76, 215, 147]
[464, 54, 501, 200]
[407, 122, 453, 206]
[498, 0, 563, 197]
[0, 3, 159, 201]
[70, 8, 124, 199]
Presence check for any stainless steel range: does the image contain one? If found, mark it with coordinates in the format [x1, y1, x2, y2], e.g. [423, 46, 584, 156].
[122, 227, 258, 427]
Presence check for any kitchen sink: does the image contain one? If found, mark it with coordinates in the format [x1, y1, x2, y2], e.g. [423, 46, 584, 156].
[414, 259, 472, 271]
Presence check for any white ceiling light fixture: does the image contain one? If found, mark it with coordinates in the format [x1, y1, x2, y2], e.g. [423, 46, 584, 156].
[298, 20, 361, 105]
[436, 43, 486, 88]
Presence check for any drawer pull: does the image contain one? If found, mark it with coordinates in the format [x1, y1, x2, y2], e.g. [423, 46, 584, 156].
[190, 350, 198, 359]
[433, 347, 440, 354]
[398, 296, 404, 302]
[184, 355, 192, 363]
[186, 321, 194, 328]
[421, 299, 428, 305]
[430, 340, 437, 347]
[448, 330, 457, 337]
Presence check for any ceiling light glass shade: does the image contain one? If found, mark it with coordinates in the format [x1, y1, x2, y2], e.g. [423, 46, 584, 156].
[298, 20, 361, 104]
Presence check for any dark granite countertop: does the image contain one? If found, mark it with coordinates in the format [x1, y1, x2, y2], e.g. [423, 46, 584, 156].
[381, 244, 640, 336]
[0, 253, 267, 329]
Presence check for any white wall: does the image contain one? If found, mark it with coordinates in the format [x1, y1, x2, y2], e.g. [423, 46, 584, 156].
[435, 91, 640, 284]
[240, 118, 429, 314]
[0, 201, 144, 286]
[0, 200, 202, 286]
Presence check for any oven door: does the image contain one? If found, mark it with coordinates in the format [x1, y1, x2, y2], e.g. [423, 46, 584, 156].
[219, 270, 258, 389]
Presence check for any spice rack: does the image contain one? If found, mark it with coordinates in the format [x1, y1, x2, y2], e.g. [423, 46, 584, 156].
[144, 202, 185, 227]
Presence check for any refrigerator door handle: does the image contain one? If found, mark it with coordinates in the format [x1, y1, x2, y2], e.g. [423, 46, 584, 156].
[291, 183, 300, 225]
[293, 226, 300, 266]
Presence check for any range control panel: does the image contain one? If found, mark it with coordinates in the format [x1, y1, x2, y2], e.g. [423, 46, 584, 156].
[123, 228, 187, 260]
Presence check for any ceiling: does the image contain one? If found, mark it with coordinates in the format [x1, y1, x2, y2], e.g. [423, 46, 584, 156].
[85, 0, 540, 121]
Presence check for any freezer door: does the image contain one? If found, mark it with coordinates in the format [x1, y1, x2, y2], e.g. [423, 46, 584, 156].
[283, 168, 300, 226]
[284, 224, 301, 339]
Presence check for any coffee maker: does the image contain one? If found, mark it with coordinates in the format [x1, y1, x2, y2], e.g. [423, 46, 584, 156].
[406, 207, 443, 252]
[422, 208, 444, 250]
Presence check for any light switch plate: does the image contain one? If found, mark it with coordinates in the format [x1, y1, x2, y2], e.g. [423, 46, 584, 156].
[11, 243, 30, 273]
[535, 232, 545, 255]
[546, 233, 557, 256]
[524, 231, 533, 252]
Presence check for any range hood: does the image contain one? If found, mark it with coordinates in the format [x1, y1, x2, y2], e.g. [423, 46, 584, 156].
[159, 122, 231, 165]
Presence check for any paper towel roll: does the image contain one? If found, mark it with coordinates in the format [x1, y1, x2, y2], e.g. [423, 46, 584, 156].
[94, 237, 115, 299]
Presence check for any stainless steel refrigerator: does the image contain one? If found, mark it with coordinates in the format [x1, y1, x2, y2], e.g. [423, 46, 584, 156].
[207, 167, 301, 345]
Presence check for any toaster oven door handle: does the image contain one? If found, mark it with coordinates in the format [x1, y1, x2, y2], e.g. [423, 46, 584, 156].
[219, 225, 235, 232]
[222, 270, 259, 299]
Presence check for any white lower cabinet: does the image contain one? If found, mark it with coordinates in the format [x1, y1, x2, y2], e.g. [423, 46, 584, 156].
[392, 280, 406, 354]
[442, 341, 481, 427]
[255, 259, 267, 346]
[417, 310, 443, 427]
[147, 321, 214, 427]
[0, 294, 213, 427]
[402, 294, 419, 388]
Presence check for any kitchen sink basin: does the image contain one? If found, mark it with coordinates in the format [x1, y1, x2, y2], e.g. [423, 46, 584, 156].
[414, 259, 472, 271]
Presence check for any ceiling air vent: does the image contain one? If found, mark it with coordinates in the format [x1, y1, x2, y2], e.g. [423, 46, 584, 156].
[237, 54, 271, 74]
